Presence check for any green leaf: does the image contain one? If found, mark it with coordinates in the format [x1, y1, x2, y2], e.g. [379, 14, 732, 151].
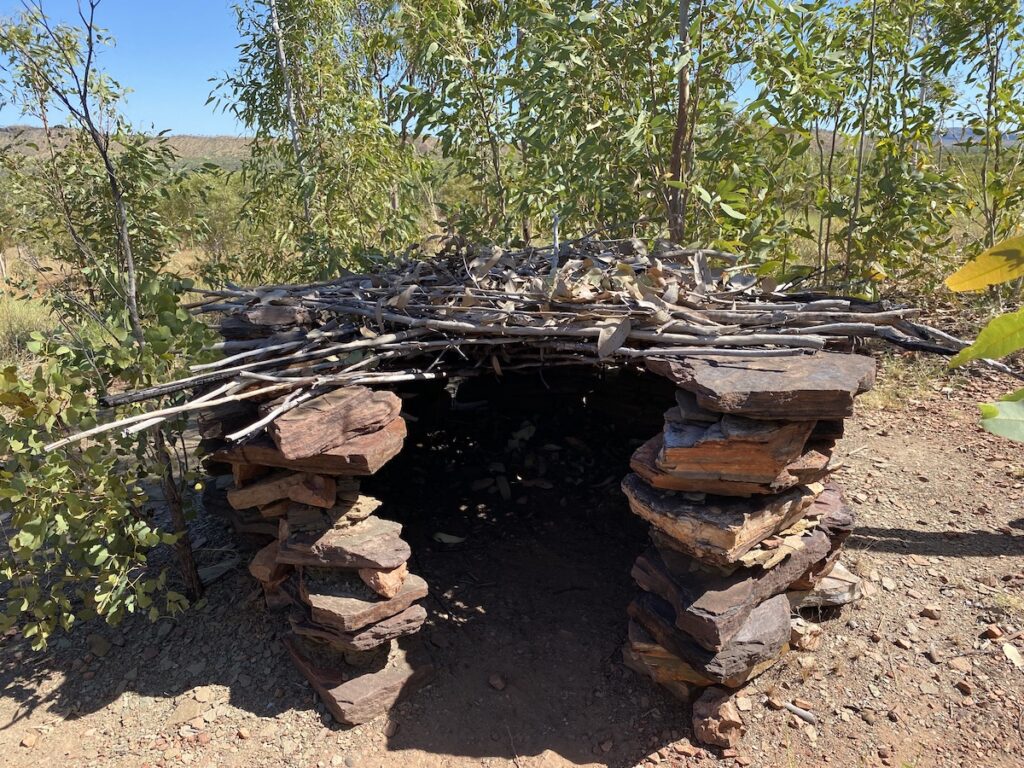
[979, 399, 1024, 442]
[946, 237, 1024, 292]
[950, 309, 1024, 367]
[719, 202, 747, 220]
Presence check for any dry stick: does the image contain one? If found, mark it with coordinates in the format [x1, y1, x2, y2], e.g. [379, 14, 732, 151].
[209, 330, 309, 353]
[124, 380, 243, 435]
[193, 321, 361, 371]
[321, 303, 826, 349]
[188, 338, 308, 371]
[102, 328, 433, 406]
[698, 308, 921, 325]
[45, 382, 299, 452]
[225, 387, 316, 442]
[543, 342, 808, 359]
[52, 368, 451, 452]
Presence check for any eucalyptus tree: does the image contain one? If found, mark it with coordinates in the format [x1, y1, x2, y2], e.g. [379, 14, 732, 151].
[216, 0, 425, 282]
[931, 1, 1024, 254]
[0, 2, 211, 646]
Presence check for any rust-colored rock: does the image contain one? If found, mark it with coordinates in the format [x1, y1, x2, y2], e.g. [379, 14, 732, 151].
[631, 434, 832, 497]
[628, 593, 790, 686]
[268, 386, 403, 460]
[277, 511, 409, 570]
[621, 473, 821, 565]
[211, 418, 407, 476]
[658, 412, 816, 483]
[283, 635, 434, 726]
[248, 540, 292, 586]
[788, 561, 862, 608]
[289, 602, 427, 651]
[631, 483, 852, 650]
[227, 471, 337, 510]
[692, 686, 746, 748]
[790, 488, 856, 589]
[359, 563, 409, 599]
[647, 353, 876, 420]
[299, 568, 428, 632]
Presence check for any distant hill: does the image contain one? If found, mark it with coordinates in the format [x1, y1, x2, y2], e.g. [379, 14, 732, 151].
[937, 125, 1019, 146]
[0, 125, 251, 170]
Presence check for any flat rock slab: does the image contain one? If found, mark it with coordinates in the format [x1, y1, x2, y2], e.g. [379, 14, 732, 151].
[227, 470, 337, 510]
[621, 473, 820, 565]
[632, 434, 831, 497]
[659, 412, 816, 484]
[789, 561, 862, 609]
[283, 635, 434, 726]
[628, 592, 790, 685]
[289, 602, 427, 652]
[300, 568, 428, 632]
[278, 511, 409, 569]
[647, 353, 876, 420]
[211, 417, 407, 476]
[633, 527, 831, 651]
[268, 387, 403, 460]
[624, 620, 784, 692]
[621, 643, 700, 700]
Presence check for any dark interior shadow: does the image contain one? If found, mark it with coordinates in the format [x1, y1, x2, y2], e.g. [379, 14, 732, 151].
[369, 369, 688, 766]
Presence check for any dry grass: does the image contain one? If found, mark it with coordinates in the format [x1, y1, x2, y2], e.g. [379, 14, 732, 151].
[858, 350, 961, 411]
[0, 292, 53, 365]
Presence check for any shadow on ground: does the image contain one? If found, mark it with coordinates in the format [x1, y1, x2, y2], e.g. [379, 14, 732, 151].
[847, 526, 1024, 558]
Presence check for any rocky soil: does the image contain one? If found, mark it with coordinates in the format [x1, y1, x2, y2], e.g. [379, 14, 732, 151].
[1, 353, 1023, 768]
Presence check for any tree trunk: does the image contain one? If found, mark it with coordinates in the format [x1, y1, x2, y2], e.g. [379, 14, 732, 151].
[155, 430, 204, 600]
[667, 0, 692, 243]
[267, 0, 312, 227]
[845, 0, 879, 281]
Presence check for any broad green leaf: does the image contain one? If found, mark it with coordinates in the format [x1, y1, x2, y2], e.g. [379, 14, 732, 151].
[719, 202, 747, 220]
[979, 400, 1024, 443]
[946, 237, 1024, 291]
[950, 309, 1024, 367]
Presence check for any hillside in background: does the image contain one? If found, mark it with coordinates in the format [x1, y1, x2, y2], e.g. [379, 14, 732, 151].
[0, 125, 251, 170]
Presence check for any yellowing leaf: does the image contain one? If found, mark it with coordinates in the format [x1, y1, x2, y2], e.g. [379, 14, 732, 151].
[596, 317, 632, 358]
[946, 236, 1024, 292]
[950, 309, 1024, 367]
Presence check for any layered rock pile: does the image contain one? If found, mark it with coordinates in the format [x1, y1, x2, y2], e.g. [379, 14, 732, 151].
[200, 386, 432, 725]
[620, 352, 876, 744]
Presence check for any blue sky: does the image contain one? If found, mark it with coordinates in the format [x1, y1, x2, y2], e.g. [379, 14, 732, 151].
[0, 0, 244, 135]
